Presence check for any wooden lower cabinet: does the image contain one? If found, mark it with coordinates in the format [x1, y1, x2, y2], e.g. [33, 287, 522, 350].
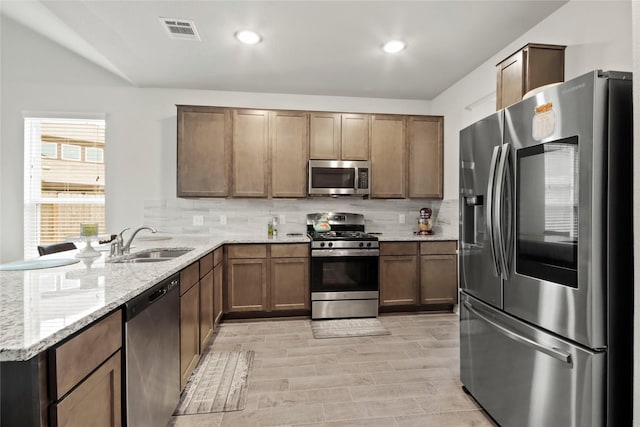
[199, 269, 214, 349]
[270, 257, 309, 311]
[379, 241, 457, 310]
[420, 254, 458, 305]
[180, 283, 200, 389]
[379, 255, 418, 306]
[226, 258, 268, 312]
[52, 351, 121, 427]
[213, 260, 224, 326]
[379, 242, 419, 307]
[225, 244, 309, 315]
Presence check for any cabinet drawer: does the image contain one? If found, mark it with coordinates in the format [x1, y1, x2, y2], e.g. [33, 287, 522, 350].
[199, 252, 214, 277]
[271, 243, 309, 258]
[51, 310, 122, 400]
[180, 261, 200, 295]
[227, 244, 267, 259]
[213, 247, 223, 266]
[420, 241, 457, 255]
[380, 242, 418, 256]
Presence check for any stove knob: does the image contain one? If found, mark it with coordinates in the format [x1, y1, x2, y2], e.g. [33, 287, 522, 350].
[328, 242, 333, 248]
[367, 242, 372, 247]
[320, 242, 325, 247]
[359, 242, 364, 247]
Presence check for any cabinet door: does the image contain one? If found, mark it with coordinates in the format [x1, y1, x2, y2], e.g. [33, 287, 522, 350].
[379, 255, 418, 306]
[270, 257, 310, 311]
[371, 115, 406, 198]
[309, 112, 341, 159]
[53, 351, 122, 427]
[341, 114, 370, 160]
[496, 50, 524, 110]
[177, 106, 231, 197]
[270, 111, 309, 197]
[213, 262, 223, 326]
[226, 258, 268, 312]
[420, 254, 458, 305]
[199, 270, 214, 349]
[180, 283, 200, 389]
[407, 116, 444, 198]
[232, 109, 269, 197]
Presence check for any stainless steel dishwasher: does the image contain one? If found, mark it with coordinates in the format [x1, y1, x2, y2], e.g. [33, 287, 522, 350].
[125, 273, 180, 427]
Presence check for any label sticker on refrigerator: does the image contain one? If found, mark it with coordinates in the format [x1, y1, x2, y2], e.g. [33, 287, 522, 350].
[532, 102, 555, 140]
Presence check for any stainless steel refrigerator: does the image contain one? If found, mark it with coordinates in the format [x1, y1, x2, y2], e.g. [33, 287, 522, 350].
[459, 70, 633, 426]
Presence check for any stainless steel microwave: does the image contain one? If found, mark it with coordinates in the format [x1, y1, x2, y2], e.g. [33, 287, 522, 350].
[308, 160, 370, 196]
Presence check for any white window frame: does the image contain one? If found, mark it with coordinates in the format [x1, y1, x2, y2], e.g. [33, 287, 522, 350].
[85, 146, 104, 163]
[24, 115, 106, 258]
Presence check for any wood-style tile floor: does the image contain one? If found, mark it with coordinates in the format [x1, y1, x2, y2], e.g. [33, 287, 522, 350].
[171, 312, 496, 427]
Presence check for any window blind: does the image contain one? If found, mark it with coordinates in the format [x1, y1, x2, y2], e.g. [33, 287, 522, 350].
[24, 117, 106, 258]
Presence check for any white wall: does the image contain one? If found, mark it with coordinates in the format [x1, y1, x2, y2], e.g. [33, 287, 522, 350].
[431, 0, 633, 199]
[0, 15, 432, 263]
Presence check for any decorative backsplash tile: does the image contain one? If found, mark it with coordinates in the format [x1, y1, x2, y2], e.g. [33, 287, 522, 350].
[144, 198, 459, 237]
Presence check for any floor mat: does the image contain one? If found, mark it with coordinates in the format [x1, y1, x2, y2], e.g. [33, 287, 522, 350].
[311, 318, 391, 339]
[174, 350, 254, 415]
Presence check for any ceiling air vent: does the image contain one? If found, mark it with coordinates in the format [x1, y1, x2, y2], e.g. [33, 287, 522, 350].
[160, 18, 200, 41]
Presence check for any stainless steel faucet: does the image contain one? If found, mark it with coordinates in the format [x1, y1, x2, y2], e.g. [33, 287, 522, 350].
[110, 226, 157, 257]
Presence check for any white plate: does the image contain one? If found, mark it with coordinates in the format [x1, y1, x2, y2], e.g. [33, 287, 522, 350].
[0, 258, 80, 271]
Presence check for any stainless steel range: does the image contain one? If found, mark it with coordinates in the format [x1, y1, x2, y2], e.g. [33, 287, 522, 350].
[307, 213, 379, 320]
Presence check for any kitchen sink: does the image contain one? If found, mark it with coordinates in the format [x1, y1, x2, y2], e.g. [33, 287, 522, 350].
[110, 248, 193, 263]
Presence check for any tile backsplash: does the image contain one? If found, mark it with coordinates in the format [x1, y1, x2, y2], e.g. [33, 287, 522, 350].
[144, 197, 459, 237]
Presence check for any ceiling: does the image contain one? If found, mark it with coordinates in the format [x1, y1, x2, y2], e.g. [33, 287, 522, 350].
[3, 1, 567, 100]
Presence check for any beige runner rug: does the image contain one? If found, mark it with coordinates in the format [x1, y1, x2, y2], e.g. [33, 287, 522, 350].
[311, 318, 391, 339]
[174, 350, 254, 415]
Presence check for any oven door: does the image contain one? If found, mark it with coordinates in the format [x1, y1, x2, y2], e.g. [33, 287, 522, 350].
[503, 72, 605, 349]
[311, 250, 379, 294]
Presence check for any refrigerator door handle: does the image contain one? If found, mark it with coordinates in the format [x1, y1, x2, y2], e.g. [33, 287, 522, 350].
[463, 301, 573, 365]
[486, 145, 502, 277]
[494, 143, 511, 279]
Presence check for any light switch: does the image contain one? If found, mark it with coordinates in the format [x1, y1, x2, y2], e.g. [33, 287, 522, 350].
[220, 215, 227, 225]
[399, 214, 405, 224]
[193, 215, 204, 226]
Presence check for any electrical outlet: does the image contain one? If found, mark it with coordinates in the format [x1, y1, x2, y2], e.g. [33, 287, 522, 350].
[399, 214, 406, 224]
[193, 215, 204, 226]
[279, 215, 286, 225]
[220, 215, 227, 225]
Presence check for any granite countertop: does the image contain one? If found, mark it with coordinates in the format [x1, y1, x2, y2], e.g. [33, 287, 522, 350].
[0, 228, 456, 362]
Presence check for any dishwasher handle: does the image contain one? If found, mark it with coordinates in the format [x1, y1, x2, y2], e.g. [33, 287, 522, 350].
[149, 288, 167, 304]
[126, 273, 180, 321]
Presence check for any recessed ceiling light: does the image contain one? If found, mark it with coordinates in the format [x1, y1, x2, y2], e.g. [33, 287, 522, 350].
[382, 40, 407, 54]
[235, 30, 262, 45]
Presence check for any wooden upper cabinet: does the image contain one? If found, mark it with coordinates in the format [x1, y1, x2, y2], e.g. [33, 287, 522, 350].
[309, 112, 341, 159]
[177, 106, 231, 197]
[496, 43, 566, 110]
[407, 116, 444, 199]
[270, 111, 309, 197]
[371, 115, 406, 198]
[232, 109, 269, 197]
[341, 114, 370, 160]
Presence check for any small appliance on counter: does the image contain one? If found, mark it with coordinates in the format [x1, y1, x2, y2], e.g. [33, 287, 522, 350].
[417, 207, 433, 235]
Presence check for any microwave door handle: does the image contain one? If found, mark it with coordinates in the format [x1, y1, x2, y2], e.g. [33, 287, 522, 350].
[354, 168, 359, 190]
[486, 145, 502, 278]
[494, 143, 511, 280]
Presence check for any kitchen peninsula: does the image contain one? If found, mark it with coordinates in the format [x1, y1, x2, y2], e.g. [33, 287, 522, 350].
[0, 224, 456, 427]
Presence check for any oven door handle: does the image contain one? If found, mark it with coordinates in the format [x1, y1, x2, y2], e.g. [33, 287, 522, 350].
[312, 249, 380, 257]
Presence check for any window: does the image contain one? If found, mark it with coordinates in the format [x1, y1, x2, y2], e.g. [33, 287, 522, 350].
[24, 116, 106, 258]
[85, 147, 104, 163]
[41, 142, 57, 158]
[61, 144, 81, 161]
